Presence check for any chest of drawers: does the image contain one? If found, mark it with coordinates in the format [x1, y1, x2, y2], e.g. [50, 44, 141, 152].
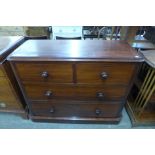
[0, 36, 26, 114]
[8, 40, 143, 123]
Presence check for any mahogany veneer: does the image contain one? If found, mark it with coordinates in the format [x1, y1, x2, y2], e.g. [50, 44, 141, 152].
[8, 40, 143, 123]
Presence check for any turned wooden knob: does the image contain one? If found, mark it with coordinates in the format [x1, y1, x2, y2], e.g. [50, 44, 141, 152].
[96, 92, 104, 100]
[45, 90, 52, 97]
[41, 71, 48, 78]
[0, 102, 6, 108]
[100, 72, 108, 79]
[50, 107, 55, 113]
[95, 109, 101, 115]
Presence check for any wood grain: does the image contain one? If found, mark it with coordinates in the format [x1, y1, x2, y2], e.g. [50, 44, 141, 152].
[23, 83, 126, 101]
[8, 40, 143, 62]
[76, 62, 135, 85]
[30, 101, 121, 118]
[0, 36, 26, 114]
[8, 40, 143, 123]
[15, 62, 73, 83]
[0, 36, 25, 61]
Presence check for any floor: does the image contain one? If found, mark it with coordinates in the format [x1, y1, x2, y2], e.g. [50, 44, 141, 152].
[0, 108, 154, 129]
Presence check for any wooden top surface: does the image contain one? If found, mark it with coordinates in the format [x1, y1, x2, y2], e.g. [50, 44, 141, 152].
[0, 36, 24, 62]
[140, 50, 155, 68]
[8, 40, 143, 62]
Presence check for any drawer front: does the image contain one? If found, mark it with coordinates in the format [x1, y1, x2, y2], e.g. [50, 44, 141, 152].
[0, 67, 5, 77]
[30, 101, 121, 118]
[15, 62, 73, 83]
[0, 77, 22, 110]
[0, 100, 22, 110]
[76, 62, 135, 85]
[0, 77, 19, 102]
[24, 84, 126, 101]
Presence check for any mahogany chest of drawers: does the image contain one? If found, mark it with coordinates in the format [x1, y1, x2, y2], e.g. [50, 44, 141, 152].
[8, 40, 143, 123]
[0, 36, 25, 114]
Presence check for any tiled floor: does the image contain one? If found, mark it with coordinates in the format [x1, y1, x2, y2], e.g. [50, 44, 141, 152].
[0, 108, 154, 129]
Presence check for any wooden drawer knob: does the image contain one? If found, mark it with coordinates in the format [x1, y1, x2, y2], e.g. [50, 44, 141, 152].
[96, 92, 104, 100]
[95, 109, 102, 115]
[45, 90, 53, 97]
[50, 107, 55, 113]
[41, 71, 48, 78]
[100, 72, 108, 79]
[0, 102, 6, 108]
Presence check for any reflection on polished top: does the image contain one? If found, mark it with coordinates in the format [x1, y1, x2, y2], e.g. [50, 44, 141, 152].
[0, 36, 24, 61]
[8, 40, 143, 62]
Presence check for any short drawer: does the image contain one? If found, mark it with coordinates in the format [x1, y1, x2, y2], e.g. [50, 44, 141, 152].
[15, 62, 73, 83]
[30, 101, 121, 118]
[76, 62, 135, 85]
[24, 83, 126, 101]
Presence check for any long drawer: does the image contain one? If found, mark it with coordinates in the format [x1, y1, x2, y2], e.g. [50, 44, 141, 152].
[0, 67, 5, 77]
[30, 101, 121, 118]
[14, 62, 73, 83]
[76, 62, 135, 85]
[0, 77, 22, 110]
[0, 77, 18, 102]
[0, 100, 22, 110]
[23, 83, 127, 101]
